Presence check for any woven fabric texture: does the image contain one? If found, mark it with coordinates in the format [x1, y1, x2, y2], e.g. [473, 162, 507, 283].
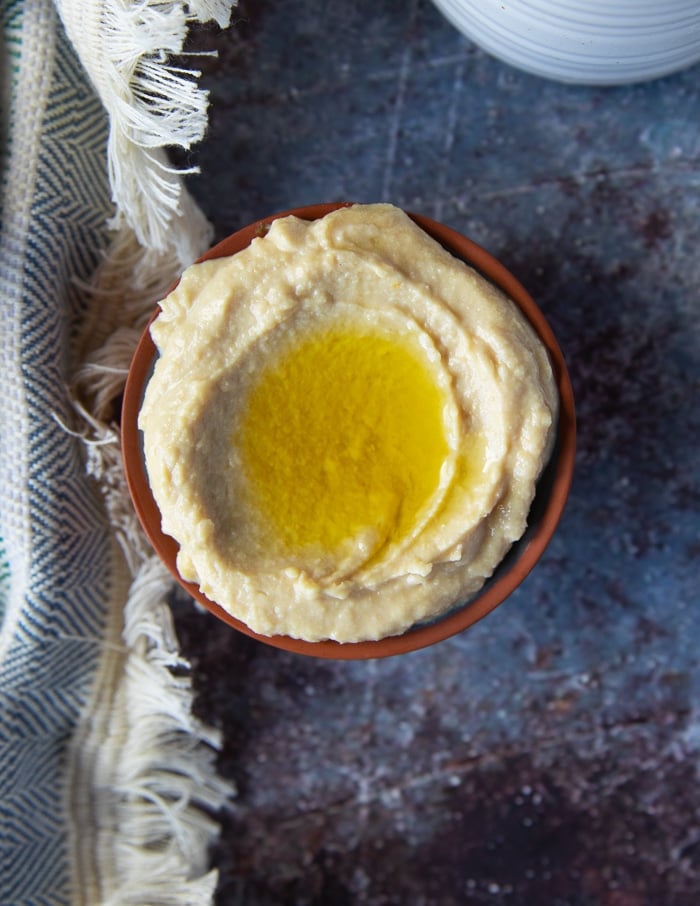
[0, 0, 234, 901]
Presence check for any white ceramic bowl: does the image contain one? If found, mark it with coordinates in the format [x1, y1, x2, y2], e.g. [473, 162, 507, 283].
[431, 0, 700, 85]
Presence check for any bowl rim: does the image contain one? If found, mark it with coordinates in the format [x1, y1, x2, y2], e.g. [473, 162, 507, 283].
[121, 202, 576, 659]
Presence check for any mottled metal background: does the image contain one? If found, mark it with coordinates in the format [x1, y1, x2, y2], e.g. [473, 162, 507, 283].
[172, 1, 700, 902]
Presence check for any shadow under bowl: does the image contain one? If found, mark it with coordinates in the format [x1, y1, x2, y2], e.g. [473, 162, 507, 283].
[121, 202, 576, 659]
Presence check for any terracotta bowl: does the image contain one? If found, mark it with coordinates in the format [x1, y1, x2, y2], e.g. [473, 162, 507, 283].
[122, 202, 576, 659]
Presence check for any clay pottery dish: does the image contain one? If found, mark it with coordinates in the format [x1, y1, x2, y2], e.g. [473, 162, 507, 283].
[122, 202, 576, 659]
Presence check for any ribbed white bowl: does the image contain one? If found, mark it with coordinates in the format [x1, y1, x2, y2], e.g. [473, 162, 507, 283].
[431, 0, 700, 84]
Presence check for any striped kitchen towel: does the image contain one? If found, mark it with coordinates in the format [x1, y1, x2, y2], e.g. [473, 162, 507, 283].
[1, 0, 236, 901]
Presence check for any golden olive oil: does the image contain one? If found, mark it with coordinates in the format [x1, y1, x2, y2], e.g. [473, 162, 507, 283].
[235, 324, 451, 558]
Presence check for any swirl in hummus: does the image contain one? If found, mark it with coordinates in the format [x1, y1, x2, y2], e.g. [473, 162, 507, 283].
[139, 203, 558, 643]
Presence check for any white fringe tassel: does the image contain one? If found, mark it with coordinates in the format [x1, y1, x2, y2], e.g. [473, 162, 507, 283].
[98, 559, 233, 906]
[54, 0, 235, 265]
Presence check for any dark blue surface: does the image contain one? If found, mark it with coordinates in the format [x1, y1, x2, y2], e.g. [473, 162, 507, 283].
[174, 2, 700, 902]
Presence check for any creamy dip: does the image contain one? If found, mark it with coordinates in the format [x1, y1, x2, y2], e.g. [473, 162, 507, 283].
[139, 203, 558, 642]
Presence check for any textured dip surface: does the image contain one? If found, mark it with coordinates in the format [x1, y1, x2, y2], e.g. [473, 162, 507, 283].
[139, 203, 557, 642]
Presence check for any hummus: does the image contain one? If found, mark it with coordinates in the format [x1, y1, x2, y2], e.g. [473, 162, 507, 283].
[139, 203, 558, 643]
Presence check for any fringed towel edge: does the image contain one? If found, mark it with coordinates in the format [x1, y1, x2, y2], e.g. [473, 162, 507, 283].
[53, 0, 235, 265]
[51, 0, 241, 896]
[65, 227, 236, 905]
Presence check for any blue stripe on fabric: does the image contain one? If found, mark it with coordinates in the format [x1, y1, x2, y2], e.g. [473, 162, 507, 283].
[0, 636, 107, 692]
[0, 10, 114, 905]
[0, 542, 8, 630]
